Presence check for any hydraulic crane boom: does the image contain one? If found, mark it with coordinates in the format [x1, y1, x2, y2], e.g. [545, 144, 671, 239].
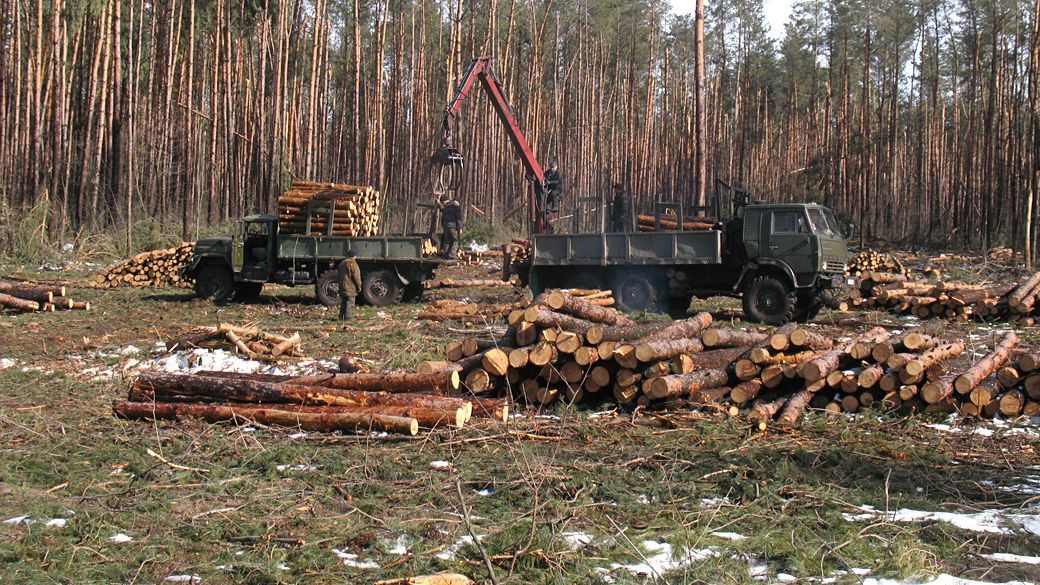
[430, 57, 549, 235]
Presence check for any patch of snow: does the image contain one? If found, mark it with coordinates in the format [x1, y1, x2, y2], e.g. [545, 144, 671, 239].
[3, 515, 31, 525]
[385, 535, 412, 555]
[163, 576, 201, 584]
[560, 531, 594, 550]
[331, 549, 379, 569]
[474, 487, 494, 496]
[605, 540, 718, 579]
[749, 560, 769, 578]
[700, 497, 731, 507]
[119, 345, 141, 355]
[428, 460, 452, 471]
[275, 464, 317, 472]
[587, 410, 616, 419]
[277, 563, 290, 571]
[863, 574, 1034, 585]
[44, 518, 67, 528]
[776, 574, 798, 583]
[637, 494, 651, 504]
[108, 533, 133, 543]
[0, 358, 18, 369]
[126, 347, 334, 378]
[288, 432, 308, 439]
[982, 553, 1040, 565]
[466, 242, 490, 252]
[844, 505, 1040, 535]
[435, 534, 482, 561]
[710, 531, 746, 541]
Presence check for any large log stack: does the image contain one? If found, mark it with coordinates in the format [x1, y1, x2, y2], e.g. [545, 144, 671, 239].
[277, 181, 382, 237]
[848, 271, 1040, 323]
[0, 281, 90, 313]
[94, 243, 195, 289]
[846, 249, 911, 278]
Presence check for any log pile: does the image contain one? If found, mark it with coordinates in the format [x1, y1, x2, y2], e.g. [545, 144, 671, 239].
[509, 239, 532, 270]
[432, 291, 1040, 426]
[277, 180, 382, 237]
[426, 278, 512, 289]
[457, 248, 504, 266]
[636, 214, 717, 232]
[847, 272, 1040, 323]
[94, 243, 195, 288]
[114, 368, 508, 436]
[165, 323, 305, 362]
[846, 249, 911, 278]
[0, 281, 89, 312]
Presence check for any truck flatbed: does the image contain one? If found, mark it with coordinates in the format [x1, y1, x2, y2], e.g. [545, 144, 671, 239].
[532, 231, 722, 266]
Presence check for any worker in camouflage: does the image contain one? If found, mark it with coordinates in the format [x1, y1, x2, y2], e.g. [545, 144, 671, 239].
[610, 182, 632, 232]
[337, 250, 363, 320]
[544, 161, 563, 213]
[438, 194, 463, 260]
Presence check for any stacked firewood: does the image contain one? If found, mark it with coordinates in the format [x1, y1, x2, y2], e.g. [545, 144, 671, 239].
[277, 180, 382, 237]
[418, 300, 523, 321]
[165, 323, 305, 362]
[0, 281, 89, 312]
[846, 249, 911, 278]
[636, 214, 717, 232]
[435, 291, 1040, 425]
[457, 248, 504, 266]
[94, 243, 195, 289]
[848, 271, 1040, 323]
[114, 368, 509, 436]
[509, 239, 532, 270]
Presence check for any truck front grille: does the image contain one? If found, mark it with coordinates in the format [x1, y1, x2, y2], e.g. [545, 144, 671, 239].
[823, 261, 846, 273]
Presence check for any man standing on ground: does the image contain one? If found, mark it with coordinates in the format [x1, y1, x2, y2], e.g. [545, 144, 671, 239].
[610, 182, 632, 232]
[337, 250, 362, 320]
[438, 194, 463, 259]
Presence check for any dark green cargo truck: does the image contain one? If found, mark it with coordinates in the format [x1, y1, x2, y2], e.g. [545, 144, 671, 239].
[522, 202, 852, 324]
[183, 214, 442, 306]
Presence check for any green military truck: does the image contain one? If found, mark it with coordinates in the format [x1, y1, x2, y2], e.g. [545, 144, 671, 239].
[184, 214, 442, 306]
[522, 201, 852, 324]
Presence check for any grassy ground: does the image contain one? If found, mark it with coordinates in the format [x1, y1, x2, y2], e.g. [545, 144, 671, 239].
[0, 261, 1038, 584]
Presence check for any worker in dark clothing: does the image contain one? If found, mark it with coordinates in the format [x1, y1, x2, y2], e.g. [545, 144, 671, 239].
[544, 161, 563, 213]
[438, 194, 463, 259]
[337, 250, 363, 320]
[610, 182, 632, 232]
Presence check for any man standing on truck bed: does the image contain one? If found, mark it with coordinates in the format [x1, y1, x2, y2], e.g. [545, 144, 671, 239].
[609, 182, 632, 232]
[545, 161, 563, 213]
[337, 250, 363, 320]
[438, 194, 463, 260]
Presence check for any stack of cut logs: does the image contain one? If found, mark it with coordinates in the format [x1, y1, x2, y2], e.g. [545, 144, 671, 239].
[431, 290, 1040, 426]
[277, 181, 382, 237]
[846, 249, 911, 278]
[848, 271, 1040, 323]
[94, 243, 195, 289]
[418, 300, 523, 322]
[0, 281, 89, 313]
[114, 368, 509, 436]
[636, 214, 716, 232]
[457, 248, 504, 266]
[166, 323, 305, 362]
[509, 239, 532, 270]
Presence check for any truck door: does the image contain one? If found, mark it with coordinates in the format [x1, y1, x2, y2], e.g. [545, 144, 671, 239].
[765, 210, 814, 282]
[240, 220, 274, 282]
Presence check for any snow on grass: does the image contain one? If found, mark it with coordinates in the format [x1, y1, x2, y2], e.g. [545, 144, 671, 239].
[434, 534, 482, 561]
[384, 535, 412, 556]
[843, 505, 1040, 536]
[3, 515, 31, 525]
[428, 460, 453, 471]
[163, 576, 201, 584]
[982, 553, 1040, 565]
[331, 548, 379, 569]
[0, 358, 19, 369]
[44, 518, 67, 528]
[710, 531, 747, 541]
[275, 464, 317, 472]
[560, 531, 594, 550]
[600, 540, 718, 580]
[863, 574, 1034, 585]
[118, 347, 336, 379]
[108, 533, 134, 543]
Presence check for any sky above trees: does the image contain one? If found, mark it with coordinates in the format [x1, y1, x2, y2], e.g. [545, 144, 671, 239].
[671, 0, 794, 37]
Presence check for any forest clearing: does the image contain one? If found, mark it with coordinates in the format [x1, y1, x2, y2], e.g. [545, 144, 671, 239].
[3, 0, 1040, 582]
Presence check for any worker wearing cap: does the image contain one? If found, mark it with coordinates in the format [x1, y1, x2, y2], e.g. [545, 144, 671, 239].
[337, 250, 363, 320]
[438, 194, 463, 260]
[544, 161, 563, 213]
[610, 182, 632, 232]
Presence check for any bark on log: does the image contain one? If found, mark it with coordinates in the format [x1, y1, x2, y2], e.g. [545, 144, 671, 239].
[953, 333, 1019, 394]
[635, 337, 705, 363]
[778, 389, 813, 423]
[768, 323, 799, 351]
[905, 341, 965, 377]
[921, 372, 960, 404]
[748, 396, 787, 425]
[801, 327, 889, 382]
[902, 332, 940, 352]
[114, 400, 420, 434]
[701, 328, 768, 348]
[416, 361, 459, 374]
[0, 293, 40, 312]
[545, 291, 634, 326]
[788, 328, 834, 351]
[522, 307, 595, 335]
[731, 379, 763, 404]
[375, 573, 474, 585]
[290, 370, 460, 393]
[646, 367, 729, 400]
[585, 321, 673, 345]
[1008, 272, 1040, 309]
[639, 312, 713, 342]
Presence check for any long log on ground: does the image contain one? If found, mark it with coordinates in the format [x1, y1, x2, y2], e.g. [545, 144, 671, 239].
[801, 327, 889, 382]
[635, 337, 705, 363]
[905, 342, 965, 377]
[522, 307, 594, 336]
[290, 370, 460, 393]
[777, 389, 814, 423]
[0, 293, 40, 312]
[646, 367, 729, 400]
[0, 282, 66, 300]
[585, 321, 671, 344]
[701, 328, 768, 348]
[953, 333, 1019, 395]
[544, 291, 633, 326]
[639, 312, 713, 342]
[113, 401, 419, 435]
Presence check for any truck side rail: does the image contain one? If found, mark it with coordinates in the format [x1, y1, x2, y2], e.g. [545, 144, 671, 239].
[532, 231, 722, 266]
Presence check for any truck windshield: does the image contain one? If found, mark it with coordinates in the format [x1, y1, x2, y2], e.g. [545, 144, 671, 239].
[807, 208, 840, 237]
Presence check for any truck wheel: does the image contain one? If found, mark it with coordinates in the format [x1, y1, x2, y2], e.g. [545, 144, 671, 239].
[195, 264, 235, 303]
[315, 270, 341, 308]
[402, 282, 425, 303]
[362, 270, 401, 306]
[234, 282, 263, 302]
[743, 275, 796, 325]
[793, 292, 824, 322]
[612, 274, 657, 313]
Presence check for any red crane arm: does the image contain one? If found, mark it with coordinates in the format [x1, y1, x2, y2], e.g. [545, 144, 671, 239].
[443, 57, 546, 186]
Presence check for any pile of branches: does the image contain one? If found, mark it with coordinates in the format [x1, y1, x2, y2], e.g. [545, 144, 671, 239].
[0, 281, 89, 313]
[166, 323, 305, 362]
[94, 243, 195, 289]
[437, 290, 1040, 426]
[846, 249, 911, 278]
[114, 368, 508, 436]
[848, 271, 1040, 323]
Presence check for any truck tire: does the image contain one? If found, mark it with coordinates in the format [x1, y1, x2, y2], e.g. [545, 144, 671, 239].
[315, 270, 341, 308]
[362, 270, 401, 306]
[402, 282, 425, 303]
[195, 264, 235, 303]
[234, 282, 263, 302]
[743, 275, 796, 325]
[612, 274, 658, 313]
